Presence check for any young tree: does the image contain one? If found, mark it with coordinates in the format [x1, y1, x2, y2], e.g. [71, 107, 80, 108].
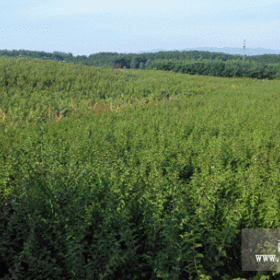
[130, 57, 137, 69]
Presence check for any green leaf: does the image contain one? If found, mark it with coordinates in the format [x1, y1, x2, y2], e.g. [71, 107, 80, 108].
[66, 235, 73, 240]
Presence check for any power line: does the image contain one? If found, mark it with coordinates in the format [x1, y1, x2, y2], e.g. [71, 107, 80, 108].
[243, 40, 246, 62]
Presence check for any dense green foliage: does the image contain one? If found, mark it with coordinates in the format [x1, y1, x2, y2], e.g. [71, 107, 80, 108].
[1, 56, 280, 279]
[1, 48, 280, 81]
[147, 58, 280, 80]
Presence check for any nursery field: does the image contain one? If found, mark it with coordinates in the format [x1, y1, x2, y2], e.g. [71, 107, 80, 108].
[1, 56, 280, 280]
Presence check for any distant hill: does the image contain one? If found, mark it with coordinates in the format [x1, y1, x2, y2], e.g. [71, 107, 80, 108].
[136, 47, 280, 57]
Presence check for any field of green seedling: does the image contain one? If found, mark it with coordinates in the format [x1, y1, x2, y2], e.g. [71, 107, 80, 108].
[1, 56, 280, 280]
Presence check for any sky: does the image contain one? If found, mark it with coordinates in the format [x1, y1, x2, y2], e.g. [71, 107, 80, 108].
[1, 0, 280, 57]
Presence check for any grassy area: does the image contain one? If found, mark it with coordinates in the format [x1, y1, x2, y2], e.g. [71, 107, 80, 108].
[1, 56, 280, 280]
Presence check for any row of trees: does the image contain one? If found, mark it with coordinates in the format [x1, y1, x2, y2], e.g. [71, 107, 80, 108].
[148, 58, 280, 80]
[1, 48, 280, 80]
[1, 48, 280, 66]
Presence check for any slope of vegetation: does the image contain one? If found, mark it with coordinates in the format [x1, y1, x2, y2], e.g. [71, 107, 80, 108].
[1, 56, 280, 280]
[1, 48, 280, 81]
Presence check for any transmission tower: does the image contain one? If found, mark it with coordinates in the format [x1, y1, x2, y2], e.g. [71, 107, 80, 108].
[243, 40, 246, 62]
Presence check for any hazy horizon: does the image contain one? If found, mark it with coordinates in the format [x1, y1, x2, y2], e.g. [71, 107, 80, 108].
[1, 0, 279, 57]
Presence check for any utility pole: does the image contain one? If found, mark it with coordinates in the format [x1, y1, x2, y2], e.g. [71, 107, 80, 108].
[243, 40, 246, 62]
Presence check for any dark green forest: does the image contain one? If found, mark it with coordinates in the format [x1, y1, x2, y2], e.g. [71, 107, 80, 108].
[1, 48, 280, 80]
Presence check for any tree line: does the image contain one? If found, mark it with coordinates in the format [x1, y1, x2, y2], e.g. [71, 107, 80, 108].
[1, 48, 280, 80]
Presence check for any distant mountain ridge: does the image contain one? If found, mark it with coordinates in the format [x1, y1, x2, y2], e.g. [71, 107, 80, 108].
[136, 47, 280, 57]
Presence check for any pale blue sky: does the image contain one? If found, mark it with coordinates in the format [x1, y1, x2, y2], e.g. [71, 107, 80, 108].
[1, 0, 280, 57]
